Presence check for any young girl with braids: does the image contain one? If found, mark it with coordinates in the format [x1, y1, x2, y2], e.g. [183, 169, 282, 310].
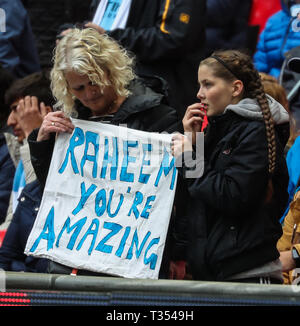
[171, 50, 290, 283]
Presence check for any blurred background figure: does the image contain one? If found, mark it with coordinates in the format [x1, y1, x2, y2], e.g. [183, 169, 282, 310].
[0, 66, 16, 238]
[57, 0, 207, 121]
[204, 0, 252, 57]
[0, 70, 53, 234]
[22, 0, 93, 70]
[0, 0, 40, 78]
[248, 0, 281, 34]
[254, 0, 300, 78]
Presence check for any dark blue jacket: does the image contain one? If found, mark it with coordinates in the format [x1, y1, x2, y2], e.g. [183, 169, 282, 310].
[254, 0, 300, 78]
[0, 0, 40, 77]
[0, 179, 48, 272]
[0, 133, 15, 224]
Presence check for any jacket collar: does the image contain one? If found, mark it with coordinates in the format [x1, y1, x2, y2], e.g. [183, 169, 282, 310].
[112, 79, 164, 123]
[76, 79, 164, 123]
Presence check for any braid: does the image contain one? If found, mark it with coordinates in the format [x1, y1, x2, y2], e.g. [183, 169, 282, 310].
[245, 67, 276, 175]
[206, 50, 277, 175]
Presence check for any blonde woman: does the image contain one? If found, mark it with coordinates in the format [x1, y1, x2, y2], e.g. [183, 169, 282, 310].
[28, 28, 179, 186]
[27, 28, 183, 278]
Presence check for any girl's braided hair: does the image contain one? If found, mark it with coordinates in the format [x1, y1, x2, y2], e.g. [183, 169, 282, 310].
[201, 50, 276, 175]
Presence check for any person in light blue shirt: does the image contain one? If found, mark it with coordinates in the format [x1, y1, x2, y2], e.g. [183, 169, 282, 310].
[99, 0, 123, 30]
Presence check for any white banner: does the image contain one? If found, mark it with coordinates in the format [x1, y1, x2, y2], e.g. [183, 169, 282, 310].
[25, 119, 177, 279]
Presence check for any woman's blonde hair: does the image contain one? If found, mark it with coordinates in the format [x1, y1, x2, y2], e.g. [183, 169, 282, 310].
[51, 28, 136, 116]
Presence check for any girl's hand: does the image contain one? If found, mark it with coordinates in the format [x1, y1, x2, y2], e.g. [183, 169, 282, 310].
[182, 102, 207, 144]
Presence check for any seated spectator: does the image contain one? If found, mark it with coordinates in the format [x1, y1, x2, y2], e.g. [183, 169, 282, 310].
[254, 0, 300, 78]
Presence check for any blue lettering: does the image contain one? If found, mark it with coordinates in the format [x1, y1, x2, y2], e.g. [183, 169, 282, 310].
[154, 148, 177, 190]
[115, 226, 131, 257]
[144, 237, 160, 270]
[120, 140, 138, 182]
[107, 189, 124, 218]
[30, 206, 55, 252]
[100, 137, 118, 180]
[127, 191, 143, 219]
[126, 229, 151, 260]
[56, 216, 87, 250]
[72, 182, 97, 215]
[80, 131, 99, 178]
[95, 188, 106, 217]
[59, 127, 84, 175]
[138, 143, 152, 184]
[76, 218, 100, 255]
[95, 222, 122, 254]
[140, 195, 156, 219]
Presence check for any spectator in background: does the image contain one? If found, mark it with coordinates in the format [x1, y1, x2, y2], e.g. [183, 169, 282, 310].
[23, 0, 93, 70]
[58, 0, 207, 120]
[0, 66, 16, 227]
[259, 72, 291, 151]
[254, 0, 300, 78]
[0, 0, 40, 78]
[0, 70, 53, 272]
[248, 0, 281, 34]
[0, 71, 53, 233]
[204, 0, 252, 57]
[279, 56, 300, 224]
[0, 179, 49, 272]
[277, 183, 300, 284]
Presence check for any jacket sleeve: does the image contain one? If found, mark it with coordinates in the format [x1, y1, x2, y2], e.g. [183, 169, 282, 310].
[277, 189, 300, 252]
[253, 28, 270, 74]
[27, 129, 56, 188]
[0, 211, 24, 271]
[206, 0, 242, 26]
[108, 0, 206, 62]
[182, 125, 270, 217]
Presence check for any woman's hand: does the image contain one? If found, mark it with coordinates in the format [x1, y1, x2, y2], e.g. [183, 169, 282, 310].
[37, 111, 75, 141]
[182, 103, 207, 145]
